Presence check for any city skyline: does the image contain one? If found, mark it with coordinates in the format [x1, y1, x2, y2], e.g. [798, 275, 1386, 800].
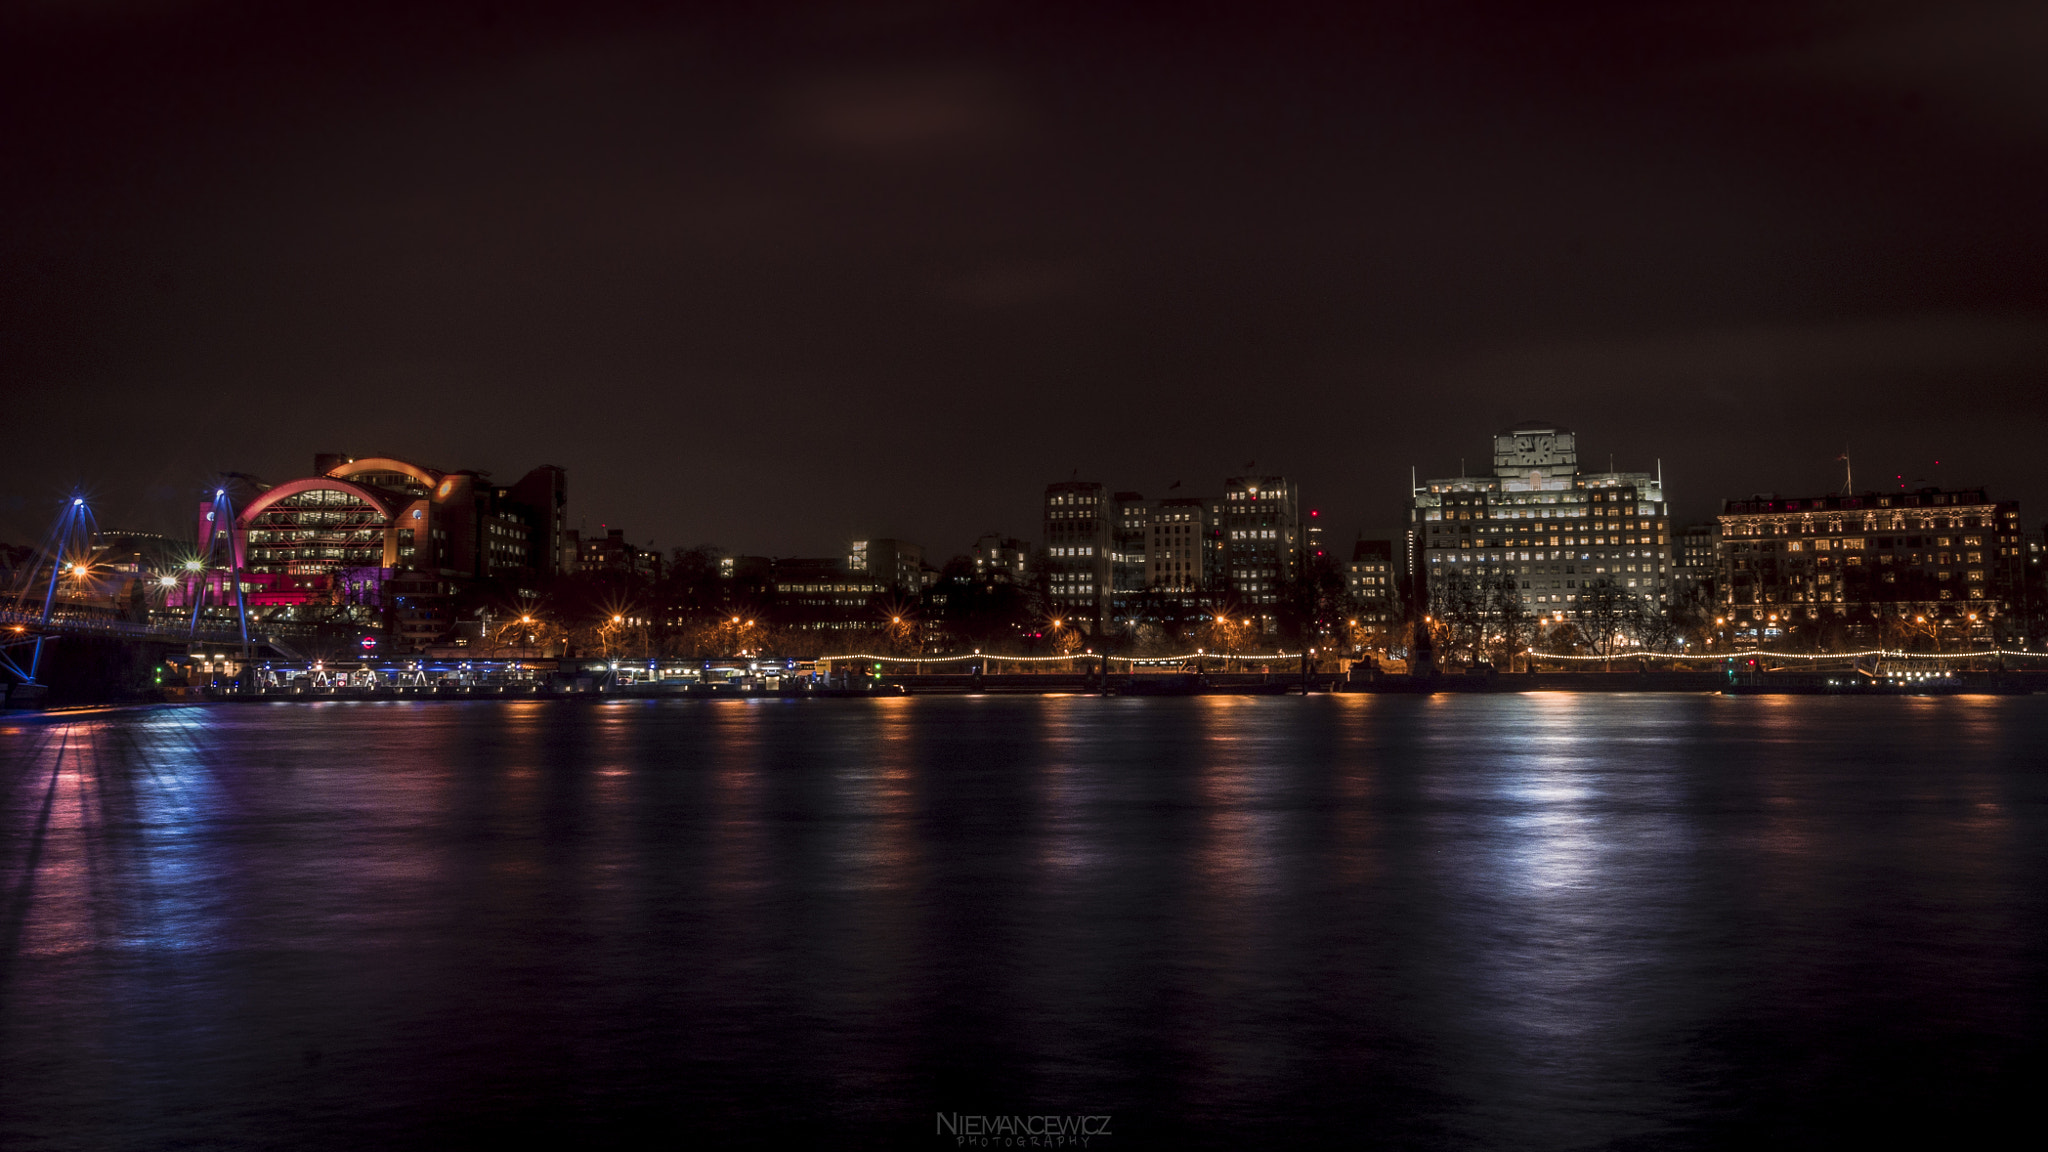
[0, 435, 2011, 566]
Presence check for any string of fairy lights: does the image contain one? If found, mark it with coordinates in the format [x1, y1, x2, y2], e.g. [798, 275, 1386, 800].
[818, 648, 2048, 665]
[1528, 648, 2048, 661]
[817, 651, 1303, 665]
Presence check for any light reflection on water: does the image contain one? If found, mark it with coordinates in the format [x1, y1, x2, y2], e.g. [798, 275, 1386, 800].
[2, 695, 2045, 1149]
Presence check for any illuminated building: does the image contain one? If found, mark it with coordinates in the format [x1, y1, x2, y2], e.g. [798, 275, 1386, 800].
[1346, 539, 1396, 624]
[1111, 492, 1151, 625]
[1716, 487, 2024, 644]
[1674, 522, 1718, 601]
[1410, 425, 1673, 614]
[198, 455, 568, 646]
[970, 534, 1031, 584]
[1222, 475, 1300, 614]
[568, 528, 662, 581]
[847, 538, 925, 596]
[1043, 481, 1111, 627]
[759, 558, 886, 632]
[1145, 497, 1209, 593]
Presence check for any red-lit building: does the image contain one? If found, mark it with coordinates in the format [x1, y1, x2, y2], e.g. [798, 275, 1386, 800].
[191, 455, 568, 646]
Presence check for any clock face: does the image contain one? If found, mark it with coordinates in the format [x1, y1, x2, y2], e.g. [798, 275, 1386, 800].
[1499, 431, 1574, 468]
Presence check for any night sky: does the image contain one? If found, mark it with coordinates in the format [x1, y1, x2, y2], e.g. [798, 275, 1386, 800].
[5, 1, 2046, 557]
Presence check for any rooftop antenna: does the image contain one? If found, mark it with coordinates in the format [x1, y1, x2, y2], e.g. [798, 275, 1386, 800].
[1411, 466, 1418, 496]
[1837, 448, 1853, 495]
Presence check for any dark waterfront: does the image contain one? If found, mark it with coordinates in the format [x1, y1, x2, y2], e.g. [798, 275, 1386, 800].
[2, 696, 2043, 1149]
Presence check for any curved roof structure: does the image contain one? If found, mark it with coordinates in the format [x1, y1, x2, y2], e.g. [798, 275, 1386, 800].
[238, 477, 403, 526]
[324, 457, 442, 489]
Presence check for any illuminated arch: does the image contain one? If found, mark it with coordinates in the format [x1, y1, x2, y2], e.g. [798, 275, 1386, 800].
[324, 457, 443, 492]
[238, 477, 401, 525]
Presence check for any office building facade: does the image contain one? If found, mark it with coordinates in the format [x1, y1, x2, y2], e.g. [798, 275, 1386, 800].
[1146, 497, 1209, 593]
[970, 534, 1032, 584]
[848, 538, 925, 597]
[1042, 481, 1112, 628]
[1411, 426, 1673, 614]
[1221, 475, 1301, 615]
[1346, 539, 1397, 625]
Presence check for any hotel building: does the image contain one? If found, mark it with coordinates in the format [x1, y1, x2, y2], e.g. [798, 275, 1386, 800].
[1716, 487, 2024, 644]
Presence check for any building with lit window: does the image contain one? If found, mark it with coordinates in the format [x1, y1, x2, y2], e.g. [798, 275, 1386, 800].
[197, 455, 568, 646]
[848, 538, 925, 597]
[1716, 487, 2024, 646]
[1222, 475, 1300, 617]
[970, 534, 1032, 584]
[218, 456, 567, 592]
[1146, 497, 1208, 593]
[1346, 539, 1397, 625]
[761, 558, 887, 633]
[1111, 492, 1151, 624]
[1675, 522, 1718, 602]
[569, 528, 662, 581]
[1410, 425, 1673, 615]
[1043, 481, 1111, 628]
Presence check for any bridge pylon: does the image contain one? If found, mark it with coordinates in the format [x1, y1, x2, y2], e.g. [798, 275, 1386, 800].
[0, 493, 98, 687]
[188, 485, 252, 670]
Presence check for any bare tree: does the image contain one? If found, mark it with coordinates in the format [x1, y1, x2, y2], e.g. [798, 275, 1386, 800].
[1636, 600, 1682, 653]
[1578, 578, 1641, 658]
[1428, 570, 1488, 667]
[1481, 572, 1531, 669]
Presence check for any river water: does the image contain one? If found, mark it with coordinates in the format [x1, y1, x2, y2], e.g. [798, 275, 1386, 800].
[1, 695, 2043, 1148]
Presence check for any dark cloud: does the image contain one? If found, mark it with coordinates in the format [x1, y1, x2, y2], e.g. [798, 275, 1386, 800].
[3, 0, 2045, 554]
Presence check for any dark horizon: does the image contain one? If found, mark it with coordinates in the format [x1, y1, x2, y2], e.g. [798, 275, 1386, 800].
[6, 1, 2046, 556]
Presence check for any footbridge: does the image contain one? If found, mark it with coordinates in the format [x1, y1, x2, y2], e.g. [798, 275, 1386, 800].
[2, 491, 306, 704]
